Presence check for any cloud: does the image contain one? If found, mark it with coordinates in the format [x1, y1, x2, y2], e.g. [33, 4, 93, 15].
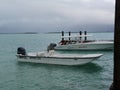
[0, 0, 115, 33]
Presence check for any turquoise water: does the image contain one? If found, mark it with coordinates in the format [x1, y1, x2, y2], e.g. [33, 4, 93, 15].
[0, 32, 113, 90]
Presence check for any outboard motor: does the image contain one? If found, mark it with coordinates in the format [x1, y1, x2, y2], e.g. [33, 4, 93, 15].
[47, 43, 57, 51]
[17, 47, 26, 55]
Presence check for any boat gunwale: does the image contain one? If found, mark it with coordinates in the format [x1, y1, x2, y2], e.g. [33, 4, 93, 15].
[16, 54, 103, 60]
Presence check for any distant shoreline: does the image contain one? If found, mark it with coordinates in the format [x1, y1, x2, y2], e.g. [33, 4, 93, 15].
[0, 31, 114, 34]
[46, 31, 114, 34]
[0, 32, 38, 34]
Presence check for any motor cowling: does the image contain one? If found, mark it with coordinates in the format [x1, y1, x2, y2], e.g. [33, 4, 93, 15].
[17, 47, 26, 55]
[47, 43, 57, 51]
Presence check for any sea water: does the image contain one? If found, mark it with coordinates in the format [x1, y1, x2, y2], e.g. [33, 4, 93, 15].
[0, 32, 113, 90]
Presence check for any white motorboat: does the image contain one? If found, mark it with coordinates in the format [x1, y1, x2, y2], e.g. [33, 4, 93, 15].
[16, 47, 103, 65]
[52, 31, 114, 51]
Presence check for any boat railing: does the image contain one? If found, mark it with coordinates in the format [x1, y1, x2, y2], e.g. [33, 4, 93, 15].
[58, 39, 96, 45]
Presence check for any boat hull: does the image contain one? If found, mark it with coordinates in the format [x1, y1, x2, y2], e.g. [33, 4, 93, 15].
[16, 54, 102, 65]
[55, 41, 113, 51]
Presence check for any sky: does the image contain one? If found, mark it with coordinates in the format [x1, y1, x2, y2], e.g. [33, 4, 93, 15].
[0, 0, 115, 33]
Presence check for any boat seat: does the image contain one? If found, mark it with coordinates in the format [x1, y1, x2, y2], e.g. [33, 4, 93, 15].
[37, 52, 45, 56]
[48, 50, 54, 56]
